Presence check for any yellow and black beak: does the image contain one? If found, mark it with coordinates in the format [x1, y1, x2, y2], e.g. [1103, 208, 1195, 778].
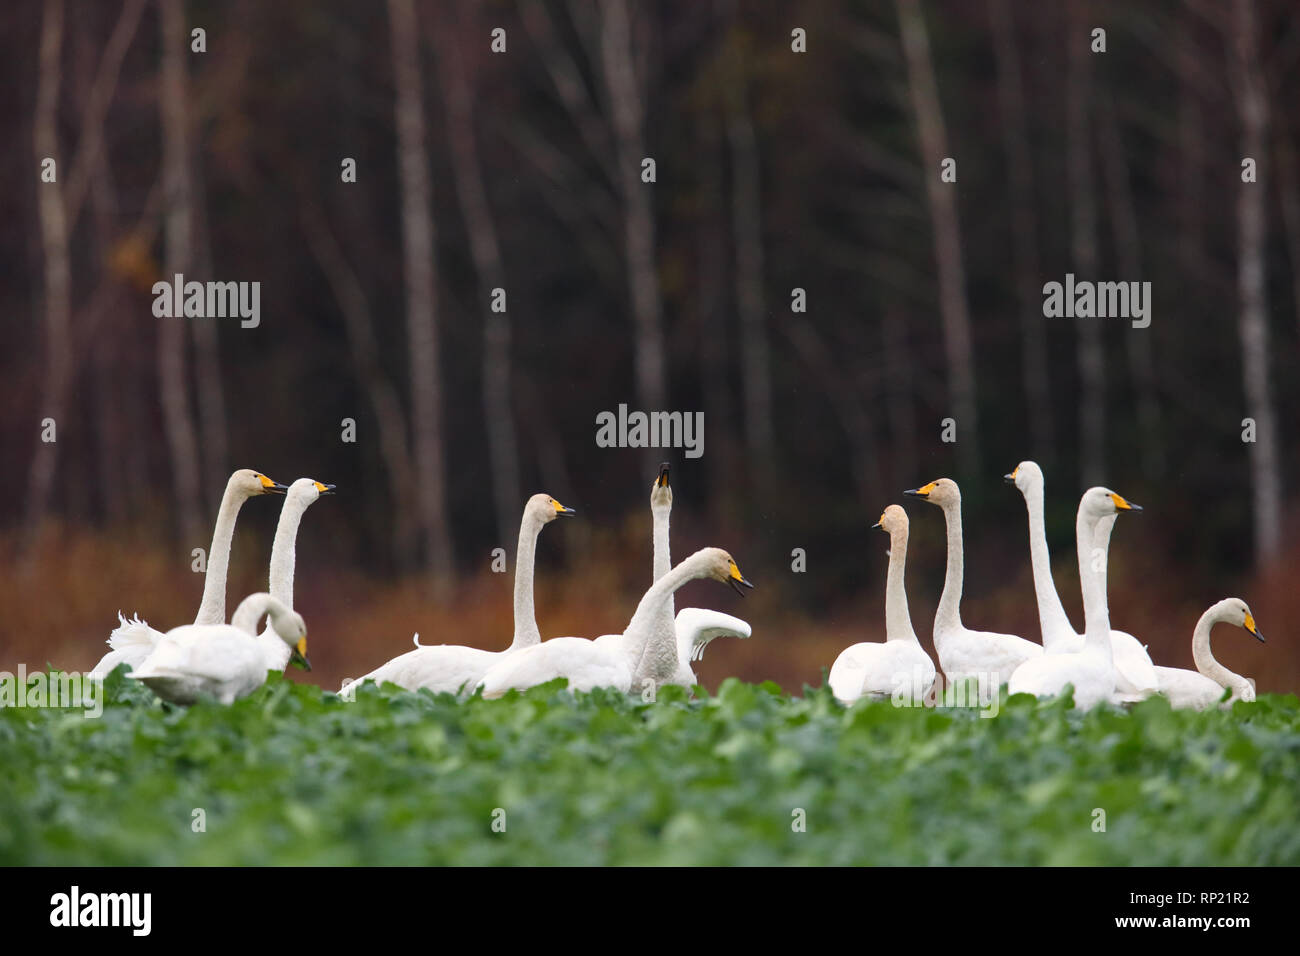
[289, 637, 312, 671]
[903, 481, 937, 499]
[1003, 470, 1018, 485]
[314, 481, 337, 496]
[1244, 613, 1265, 643]
[727, 560, 755, 597]
[1109, 492, 1142, 512]
[259, 475, 290, 495]
[871, 512, 885, 531]
[553, 500, 576, 517]
[657, 462, 670, 488]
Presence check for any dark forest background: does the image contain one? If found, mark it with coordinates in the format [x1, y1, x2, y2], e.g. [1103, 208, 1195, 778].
[2, 0, 1297, 693]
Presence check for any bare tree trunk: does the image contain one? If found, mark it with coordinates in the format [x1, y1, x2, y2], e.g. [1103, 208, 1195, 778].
[158, 0, 204, 546]
[724, 34, 775, 496]
[191, 161, 229, 505]
[1229, 0, 1282, 562]
[883, 306, 917, 489]
[1067, 0, 1105, 488]
[1098, 87, 1163, 479]
[299, 198, 418, 567]
[388, 0, 454, 592]
[25, 0, 72, 551]
[895, 0, 978, 475]
[598, 0, 666, 416]
[432, 12, 522, 546]
[989, 0, 1053, 460]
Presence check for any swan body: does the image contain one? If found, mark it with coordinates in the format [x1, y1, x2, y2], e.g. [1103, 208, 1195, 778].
[339, 493, 574, 697]
[478, 548, 753, 698]
[905, 478, 1041, 695]
[647, 463, 752, 689]
[830, 505, 936, 704]
[1006, 461, 1158, 698]
[1009, 487, 1140, 709]
[128, 593, 308, 705]
[252, 478, 334, 672]
[1154, 598, 1263, 710]
[90, 469, 287, 678]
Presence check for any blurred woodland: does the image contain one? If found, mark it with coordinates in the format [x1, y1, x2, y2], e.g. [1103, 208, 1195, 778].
[1, 0, 1298, 692]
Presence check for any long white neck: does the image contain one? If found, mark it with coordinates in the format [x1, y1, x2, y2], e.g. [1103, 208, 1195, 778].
[884, 526, 918, 643]
[1077, 510, 1113, 657]
[232, 592, 280, 635]
[193, 478, 250, 625]
[651, 492, 673, 641]
[509, 510, 544, 651]
[1192, 603, 1252, 698]
[935, 500, 964, 630]
[1022, 477, 1076, 643]
[269, 492, 312, 608]
[625, 553, 711, 679]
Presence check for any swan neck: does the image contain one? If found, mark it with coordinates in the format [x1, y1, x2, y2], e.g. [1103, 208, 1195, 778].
[625, 557, 700, 664]
[509, 510, 543, 651]
[935, 500, 964, 630]
[1023, 478, 1075, 643]
[268, 493, 309, 608]
[884, 527, 917, 643]
[193, 479, 246, 625]
[651, 496, 674, 633]
[1192, 606, 1246, 693]
[1077, 511, 1113, 653]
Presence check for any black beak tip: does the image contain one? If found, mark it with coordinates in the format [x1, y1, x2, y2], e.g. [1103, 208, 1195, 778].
[903, 488, 922, 497]
[321, 484, 337, 495]
[1003, 474, 1016, 484]
[269, 483, 290, 494]
[657, 463, 670, 487]
[870, 521, 882, 530]
[1128, 503, 1143, 513]
[1254, 630, 1266, 643]
[559, 507, 576, 517]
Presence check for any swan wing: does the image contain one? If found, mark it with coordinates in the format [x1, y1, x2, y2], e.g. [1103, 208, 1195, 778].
[478, 638, 626, 698]
[1109, 630, 1158, 695]
[674, 608, 751, 663]
[1152, 665, 1226, 711]
[347, 645, 501, 696]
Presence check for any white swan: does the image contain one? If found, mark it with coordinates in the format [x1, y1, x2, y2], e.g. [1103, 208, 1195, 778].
[339, 493, 574, 697]
[829, 505, 936, 704]
[1008, 487, 1141, 709]
[478, 547, 753, 698]
[646, 462, 752, 689]
[1006, 461, 1158, 697]
[128, 592, 309, 705]
[905, 478, 1041, 695]
[90, 469, 287, 677]
[1154, 599, 1264, 710]
[251, 478, 334, 672]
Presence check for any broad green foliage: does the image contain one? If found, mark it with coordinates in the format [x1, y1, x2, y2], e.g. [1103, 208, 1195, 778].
[1, 670, 1297, 865]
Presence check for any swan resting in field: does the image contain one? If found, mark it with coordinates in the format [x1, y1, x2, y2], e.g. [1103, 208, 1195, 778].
[1154, 599, 1263, 710]
[647, 463, 752, 689]
[338, 493, 574, 698]
[1005, 461, 1158, 699]
[128, 593, 309, 705]
[1008, 487, 1140, 709]
[90, 469, 287, 678]
[905, 478, 1041, 696]
[477, 547, 753, 698]
[829, 504, 936, 704]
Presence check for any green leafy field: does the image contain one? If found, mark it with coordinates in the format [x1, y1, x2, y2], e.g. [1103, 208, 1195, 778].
[1, 672, 1297, 865]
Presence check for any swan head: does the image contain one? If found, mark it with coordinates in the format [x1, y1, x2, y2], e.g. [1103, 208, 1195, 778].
[650, 462, 673, 509]
[903, 477, 959, 507]
[871, 503, 908, 536]
[1215, 598, 1266, 642]
[287, 476, 337, 504]
[527, 493, 576, 524]
[693, 547, 754, 596]
[1004, 461, 1043, 493]
[269, 606, 311, 670]
[230, 468, 289, 497]
[1080, 486, 1142, 522]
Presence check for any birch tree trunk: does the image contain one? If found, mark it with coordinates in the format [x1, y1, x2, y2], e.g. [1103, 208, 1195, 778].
[895, 0, 978, 475]
[158, 0, 204, 546]
[989, 0, 1053, 460]
[598, 0, 666, 415]
[25, 0, 71, 549]
[388, 0, 455, 591]
[1229, 0, 1282, 562]
[433, 14, 522, 546]
[1067, 0, 1105, 488]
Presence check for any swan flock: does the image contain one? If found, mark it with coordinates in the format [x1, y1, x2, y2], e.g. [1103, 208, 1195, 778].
[92, 461, 1265, 712]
